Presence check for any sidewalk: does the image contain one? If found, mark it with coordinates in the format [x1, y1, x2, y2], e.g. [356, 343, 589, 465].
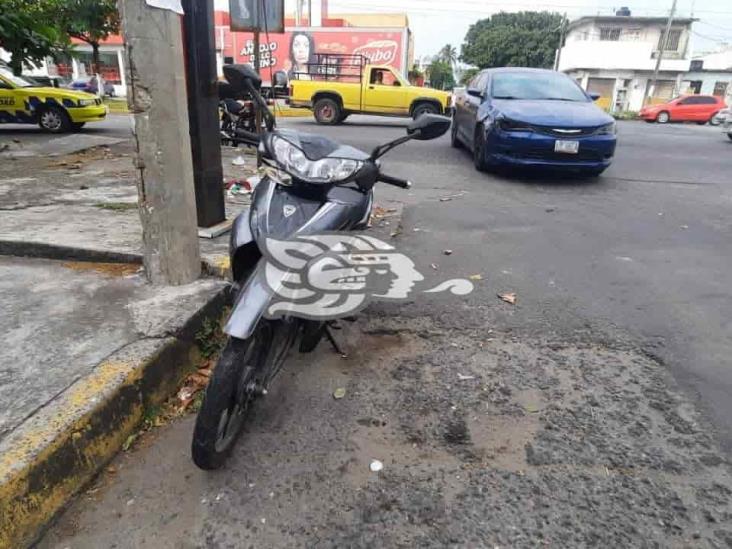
[0, 137, 256, 548]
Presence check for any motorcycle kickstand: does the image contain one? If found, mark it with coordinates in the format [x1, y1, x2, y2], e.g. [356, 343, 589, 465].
[324, 324, 347, 358]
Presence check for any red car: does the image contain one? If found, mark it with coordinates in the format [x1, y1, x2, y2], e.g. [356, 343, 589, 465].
[639, 95, 726, 124]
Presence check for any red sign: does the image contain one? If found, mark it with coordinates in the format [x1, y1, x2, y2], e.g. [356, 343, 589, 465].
[216, 27, 405, 78]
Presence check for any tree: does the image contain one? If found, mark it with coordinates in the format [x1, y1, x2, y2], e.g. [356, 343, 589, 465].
[461, 11, 562, 69]
[60, 0, 120, 73]
[460, 67, 479, 86]
[427, 59, 455, 91]
[438, 44, 457, 67]
[0, 2, 69, 75]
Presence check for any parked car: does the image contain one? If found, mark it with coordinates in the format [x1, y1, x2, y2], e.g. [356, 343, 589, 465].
[0, 66, 107, 132]
[69, 76, 115, 97]
[25, 75, 69, 88]
[451, 68, 617, 176]
[723, 110, 732, 141]
[288, 53, 451, 124]
[711, 108, 729, 126]
[639, 95, 725, 124]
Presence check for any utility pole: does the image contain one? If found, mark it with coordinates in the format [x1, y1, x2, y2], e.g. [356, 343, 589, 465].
[554, 12, 567, 71]
[182, 0, 226, 229]
[644, 0, 678, 107]
[119, 0, 201, 285]
[253, 0, 263, 166]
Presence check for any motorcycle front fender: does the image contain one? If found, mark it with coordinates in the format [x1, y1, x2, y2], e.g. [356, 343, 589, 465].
[224, 260, 277, 339]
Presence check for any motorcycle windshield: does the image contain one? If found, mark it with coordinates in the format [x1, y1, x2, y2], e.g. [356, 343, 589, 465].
[272, 129, 370, 162]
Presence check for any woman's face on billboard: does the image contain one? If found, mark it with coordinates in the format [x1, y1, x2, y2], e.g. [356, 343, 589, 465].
[292, 35, 310, 65]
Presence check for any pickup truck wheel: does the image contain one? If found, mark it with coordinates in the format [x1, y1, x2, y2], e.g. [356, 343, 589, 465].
[412, 103, 438, 119]
[313, 98, 341, 125]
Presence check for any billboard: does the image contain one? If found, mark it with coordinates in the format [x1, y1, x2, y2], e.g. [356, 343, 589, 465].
[218, 27, 407, 78]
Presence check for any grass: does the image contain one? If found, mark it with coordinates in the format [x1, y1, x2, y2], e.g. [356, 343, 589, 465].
[94, 202, 137, 212]
[104, 98, 130, 114]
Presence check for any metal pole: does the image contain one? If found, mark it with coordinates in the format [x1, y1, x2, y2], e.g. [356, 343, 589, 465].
[554, 13, 567, 71]
[253, 0, 263, 167]
[182, 0, 226, 228]
[644, 0, 677, 107]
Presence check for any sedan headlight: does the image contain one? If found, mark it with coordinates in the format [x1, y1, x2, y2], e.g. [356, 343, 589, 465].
[270, 136, 363, 184]
[498, 118, 534, 132]
[597, 121, 616, 135]
[78, 98, 96, 107]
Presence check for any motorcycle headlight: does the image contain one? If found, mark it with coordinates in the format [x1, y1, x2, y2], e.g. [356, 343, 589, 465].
[78, 98, 96, 107]
[270, 136, 363, 183]
[597, 122, 616, 135]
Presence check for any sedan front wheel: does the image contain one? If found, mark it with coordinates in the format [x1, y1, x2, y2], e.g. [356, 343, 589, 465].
[473, 126, 489, 172]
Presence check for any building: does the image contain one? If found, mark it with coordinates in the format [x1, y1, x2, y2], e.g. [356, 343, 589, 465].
[682, 47, 732, 102]
[557, 11, 696, 112]
[214, 10, 414, 82]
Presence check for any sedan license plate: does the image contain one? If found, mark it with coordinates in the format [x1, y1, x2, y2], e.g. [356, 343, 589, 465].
[554, 140, 579, 154]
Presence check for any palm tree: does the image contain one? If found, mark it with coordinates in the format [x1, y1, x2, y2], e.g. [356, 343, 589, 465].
[438, 44, 457, 68]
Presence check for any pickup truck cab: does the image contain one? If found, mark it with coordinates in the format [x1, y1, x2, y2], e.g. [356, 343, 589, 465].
[289, 55, 451, 125]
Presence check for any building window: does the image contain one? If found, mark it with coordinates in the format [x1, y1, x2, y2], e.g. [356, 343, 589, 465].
[713, 81, 729, 97]
[659, 29, 682, 51]
[600, 27, 621, 41]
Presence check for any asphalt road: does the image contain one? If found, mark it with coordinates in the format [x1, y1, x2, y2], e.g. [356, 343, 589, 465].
[0, 114, 132, 156]
[39, 117, 732, 547]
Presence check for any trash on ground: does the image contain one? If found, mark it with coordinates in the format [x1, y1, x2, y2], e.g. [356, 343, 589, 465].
[469, 274, 483, 281]
[231, 155, 246, 166]
[444, 249, 453, 255]
[498, 292, 517, 305]
[122, 433, 138, 452]
[430, 263, 438, 270]
[370, 459, 384, 472]
[457, 373, 475, 381]
[680, 224, 689, 229]
[333, 387, 346, 400]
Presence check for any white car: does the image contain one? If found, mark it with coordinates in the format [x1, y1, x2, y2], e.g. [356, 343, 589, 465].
[723, 109, 732, 141]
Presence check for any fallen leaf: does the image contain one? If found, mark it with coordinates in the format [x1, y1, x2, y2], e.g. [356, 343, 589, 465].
[498, 292, 517, 305]
[333, 387, 346, 399]
[122, 433, 137, 451]
[469, 274, 483, 281]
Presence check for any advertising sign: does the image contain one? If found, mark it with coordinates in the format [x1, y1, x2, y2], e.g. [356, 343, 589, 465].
[218, 27, 406, 77]
[229, 0, 284, 33]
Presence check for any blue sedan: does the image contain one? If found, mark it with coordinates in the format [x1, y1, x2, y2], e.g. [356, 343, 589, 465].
[452, 68, 617, 176]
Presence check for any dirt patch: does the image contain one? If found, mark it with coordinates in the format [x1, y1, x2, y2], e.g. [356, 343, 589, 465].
[61, 261, 141, 277]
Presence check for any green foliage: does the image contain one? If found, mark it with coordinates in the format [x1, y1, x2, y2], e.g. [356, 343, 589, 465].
[460, 67, 480, 86]
[61, 0, 119, 48]
[0, 2, 70, 75]
[196, 317, 227, 359]
[438, 44, 457, 66]
[461, 11, 562, 69]
[427, 59, 455, 90]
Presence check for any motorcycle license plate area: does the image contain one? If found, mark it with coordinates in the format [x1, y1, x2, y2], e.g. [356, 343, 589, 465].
[554, 140, 580, 154]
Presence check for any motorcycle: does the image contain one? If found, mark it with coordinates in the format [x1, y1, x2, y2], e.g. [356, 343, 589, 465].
[192, 64, 450, 470]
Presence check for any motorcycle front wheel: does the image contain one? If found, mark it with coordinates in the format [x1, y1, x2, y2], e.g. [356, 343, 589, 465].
[191, 318, 297, 470]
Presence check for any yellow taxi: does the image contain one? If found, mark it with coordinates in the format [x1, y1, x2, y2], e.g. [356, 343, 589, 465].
[0, 66, 108, 133]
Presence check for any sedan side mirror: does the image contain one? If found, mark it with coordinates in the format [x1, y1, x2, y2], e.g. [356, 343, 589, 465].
[407, 113, 451, 140]
[467, 88, 484, 99]
[589, 92, 601, 101]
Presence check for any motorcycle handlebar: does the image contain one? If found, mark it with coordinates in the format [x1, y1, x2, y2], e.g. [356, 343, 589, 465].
[378, 174, 412, 189]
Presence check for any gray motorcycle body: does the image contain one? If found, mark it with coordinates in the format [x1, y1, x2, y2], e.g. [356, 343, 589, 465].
[224, 176, 373, 339]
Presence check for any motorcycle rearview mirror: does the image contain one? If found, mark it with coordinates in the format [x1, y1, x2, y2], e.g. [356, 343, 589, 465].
[273, 70, 288, 88]
[406, 113, 452, 140]
[223, 63, 262, 92]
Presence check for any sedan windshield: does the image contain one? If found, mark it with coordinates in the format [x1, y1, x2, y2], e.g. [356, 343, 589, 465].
[0, 67, 35, 88]
[491, 72, 589, 102]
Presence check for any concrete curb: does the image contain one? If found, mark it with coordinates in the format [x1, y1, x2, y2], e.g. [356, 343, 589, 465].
[0, 278, 227, 549]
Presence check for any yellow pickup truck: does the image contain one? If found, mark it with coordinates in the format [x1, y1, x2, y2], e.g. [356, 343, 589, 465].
[288, 54, 451, 125]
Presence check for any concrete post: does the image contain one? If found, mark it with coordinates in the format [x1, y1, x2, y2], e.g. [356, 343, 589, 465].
[119, 0, 201, 285]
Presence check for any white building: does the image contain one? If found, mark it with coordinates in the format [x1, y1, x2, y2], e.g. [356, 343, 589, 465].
[557, 12, 696, 112]
[682, 47, 732, 102]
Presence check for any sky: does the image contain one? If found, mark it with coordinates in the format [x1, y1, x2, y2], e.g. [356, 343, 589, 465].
[215, 0, 732, 59]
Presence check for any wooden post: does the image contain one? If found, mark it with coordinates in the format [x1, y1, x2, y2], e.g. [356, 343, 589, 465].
[119, 0, 201, 285]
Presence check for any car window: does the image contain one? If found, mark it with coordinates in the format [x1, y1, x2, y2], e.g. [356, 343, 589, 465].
[0, 67, 34, 88]
[491, 71, 588, 102]
[698, 96, 716, 104]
